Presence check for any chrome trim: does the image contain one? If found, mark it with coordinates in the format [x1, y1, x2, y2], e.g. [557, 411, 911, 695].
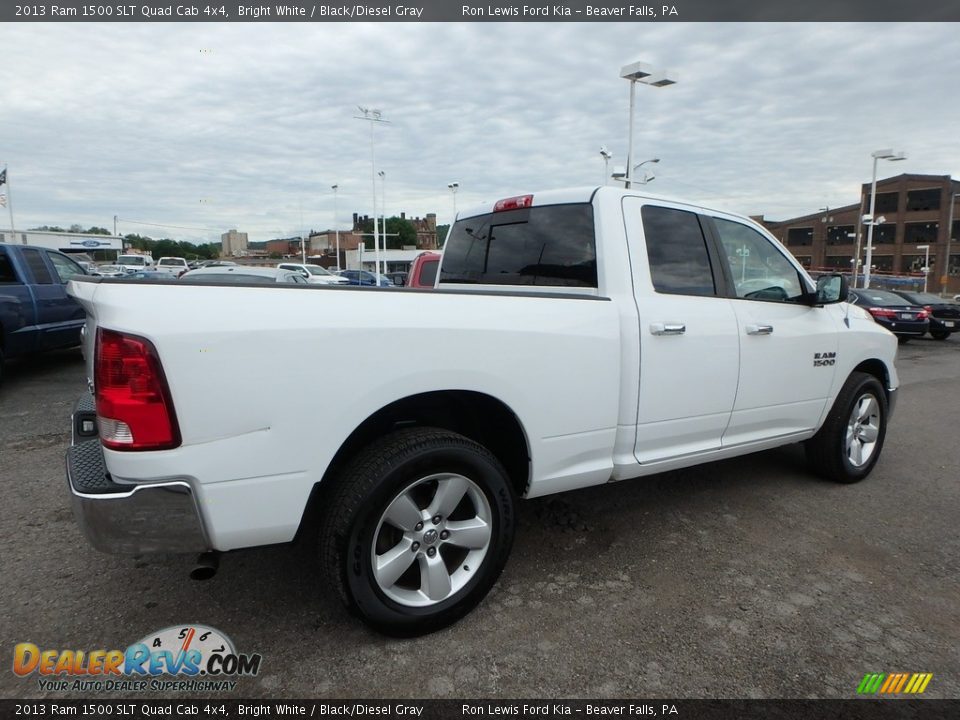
[66, 450, 210, 556]
[886, 386, 898, 422]
[650, 322, 686, 336]
[746, 324, 774, 335]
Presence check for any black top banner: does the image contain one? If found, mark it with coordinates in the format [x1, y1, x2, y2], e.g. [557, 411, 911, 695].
[4, 0, 960, 22]
[0, 700, 958, 720]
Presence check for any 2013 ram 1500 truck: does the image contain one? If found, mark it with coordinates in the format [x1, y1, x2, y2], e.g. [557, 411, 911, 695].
[64, 187, 898, 635]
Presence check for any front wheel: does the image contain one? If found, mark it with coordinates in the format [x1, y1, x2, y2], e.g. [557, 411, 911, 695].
[319, 427, 516, 636]
[805, 372, 888, 483]
[930, 330, 950, 341]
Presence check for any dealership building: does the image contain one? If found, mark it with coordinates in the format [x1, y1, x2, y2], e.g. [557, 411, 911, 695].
[0, 228, 123, 255]
[760, 174, 960, 294]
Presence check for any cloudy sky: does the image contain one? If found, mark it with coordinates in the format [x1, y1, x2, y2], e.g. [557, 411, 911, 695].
[1, 22, 958, 243]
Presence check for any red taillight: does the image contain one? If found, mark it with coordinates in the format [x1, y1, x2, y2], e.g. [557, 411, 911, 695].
[493, 194, 534, 212]
[867, 307, 897, 319]
[94, 328, 180, 451]
[917, 310, 929, 320]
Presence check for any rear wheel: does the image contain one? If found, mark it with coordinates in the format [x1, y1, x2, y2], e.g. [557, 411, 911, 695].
[319, 427, 516, 636]
[930, 330, 950, 340]
[806, 372, 888, 484]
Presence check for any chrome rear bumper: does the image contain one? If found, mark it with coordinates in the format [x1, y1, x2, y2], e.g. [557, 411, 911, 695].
[66, 415, 209, 555]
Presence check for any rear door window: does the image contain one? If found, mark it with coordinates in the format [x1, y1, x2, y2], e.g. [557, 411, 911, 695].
[440, 203, 597, 287]
[641, 205, 716, 297]
[21, 248, 55, 284]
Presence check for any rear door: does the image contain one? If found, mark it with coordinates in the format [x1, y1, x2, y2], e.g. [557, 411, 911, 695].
[623, 199, 740, 463]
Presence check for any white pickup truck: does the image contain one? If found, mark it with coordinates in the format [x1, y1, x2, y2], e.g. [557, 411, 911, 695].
[65, 187, 898, 635]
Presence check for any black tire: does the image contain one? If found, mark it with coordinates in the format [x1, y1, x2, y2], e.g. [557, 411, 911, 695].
[805, 372, 888, 484]
[930, 330, 950, 341]
[897, 336, 910, 344]
[319, 427, 516, 636]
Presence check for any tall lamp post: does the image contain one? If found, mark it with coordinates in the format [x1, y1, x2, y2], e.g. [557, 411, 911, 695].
[378, 170, 387, 273]
[620, 60, 677, 189]
[448, 182, 459, 222]
[331, 184, 340, 270]
[917, 244, 931, 293]
[942, 189, 958, 296]
[600, 147, 612, 185]
[635, 157, 660, 185]
[863, 148, 906, 289]
[355, 106, 389, 281]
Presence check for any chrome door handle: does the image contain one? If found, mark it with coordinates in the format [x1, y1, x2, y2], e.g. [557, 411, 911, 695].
[650, 322, 686, 336]
[746, 324, 774, 335]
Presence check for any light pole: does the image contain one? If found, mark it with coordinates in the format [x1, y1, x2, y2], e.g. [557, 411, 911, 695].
[600, 147, 612, 185]
[331, 184, 340, 270]
[863, 148, 906, 289]
[634, 158, 660, 185]
[355, 106, 389, 282]
[942, 189, 958, 296]
[448, 182, 459, 222]
[620, 60, 677, 189]
[917, 244, 931, 293]
[378, 170, 386, 273]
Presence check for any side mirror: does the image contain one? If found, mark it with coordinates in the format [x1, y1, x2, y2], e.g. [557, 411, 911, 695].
[815, 273, 848, 305]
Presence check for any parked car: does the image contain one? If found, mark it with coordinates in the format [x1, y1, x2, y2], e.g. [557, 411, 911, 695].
[156, 257, 190, 278]
[95, 265, 128, 278]
[406, 251, 441, 289]
[76, 260, 100, 275]
[337, 269, 394, 286]
[181, 266, 308, 284]
[124, 270, 172, 281]
[65, 186, 899, 636]
[888, 290, 960, 340]
[0, 243, 87, 384]
[848, 289, 929, 342]
[115, 254, 155, 272]
[277, 263, 349, 285]
[385, 271, 408, 287]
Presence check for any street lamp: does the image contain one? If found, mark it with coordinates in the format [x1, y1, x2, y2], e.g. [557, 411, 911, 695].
[355, 106, 390, 282]
[620, 60, 677, 189]
[863, 148, 906, 288]
[634, 157, 660, 185]
[378, 170, 387, 272]
[448, 182, 459, 221]
[942, 190, 958, 296]
[331, 184, 340, 271]
[916, 244, 931, 293]
[599, 146, 612, 185]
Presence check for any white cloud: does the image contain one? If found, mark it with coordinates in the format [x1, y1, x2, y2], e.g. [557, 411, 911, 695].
[0, 22, 956, 241]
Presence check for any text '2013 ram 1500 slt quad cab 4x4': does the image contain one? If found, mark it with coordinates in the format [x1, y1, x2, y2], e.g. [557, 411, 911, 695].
[64, 187, 898, 635]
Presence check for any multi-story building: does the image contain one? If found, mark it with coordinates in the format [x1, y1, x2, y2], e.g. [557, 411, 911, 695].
[220, 228, 249, 257]
[761, 174, 960, 294]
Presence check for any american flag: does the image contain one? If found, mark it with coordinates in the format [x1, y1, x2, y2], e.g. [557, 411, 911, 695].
[0, 168, 6, 187]
[0, 194, 6, 207]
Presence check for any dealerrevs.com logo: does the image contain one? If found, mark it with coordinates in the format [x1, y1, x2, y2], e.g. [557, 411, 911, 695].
[13, 624, 262, 693]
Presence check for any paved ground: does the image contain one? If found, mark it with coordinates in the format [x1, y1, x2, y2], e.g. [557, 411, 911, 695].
[1, 338, 958, 700]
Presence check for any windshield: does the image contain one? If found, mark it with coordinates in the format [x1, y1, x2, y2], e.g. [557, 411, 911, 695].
[117, 256, 145, 265]
[306, 266, 333, 276]
[158, 258, 183, 266]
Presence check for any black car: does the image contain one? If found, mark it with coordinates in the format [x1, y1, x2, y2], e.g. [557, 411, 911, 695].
[889, 290, 960, 340]
[848, 288, 929, 343]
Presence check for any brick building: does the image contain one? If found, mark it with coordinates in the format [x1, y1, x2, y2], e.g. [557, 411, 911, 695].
[761, 174, 960, 294]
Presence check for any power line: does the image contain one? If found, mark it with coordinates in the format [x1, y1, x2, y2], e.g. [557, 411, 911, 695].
[117, 218, 219, 232]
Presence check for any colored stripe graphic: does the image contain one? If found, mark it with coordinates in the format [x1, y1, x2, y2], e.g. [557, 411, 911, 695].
[857, 672, 932, 694]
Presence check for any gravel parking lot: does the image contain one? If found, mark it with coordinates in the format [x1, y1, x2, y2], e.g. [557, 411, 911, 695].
[1, 339, 958, 700]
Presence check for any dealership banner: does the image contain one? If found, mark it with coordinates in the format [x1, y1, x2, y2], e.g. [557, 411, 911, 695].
[0, 700, 957, 719]
[3, 0, 960, 22]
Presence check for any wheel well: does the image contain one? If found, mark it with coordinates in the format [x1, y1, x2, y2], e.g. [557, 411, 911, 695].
[296, 391, 530, 540]
[853, 359, 890, 394]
